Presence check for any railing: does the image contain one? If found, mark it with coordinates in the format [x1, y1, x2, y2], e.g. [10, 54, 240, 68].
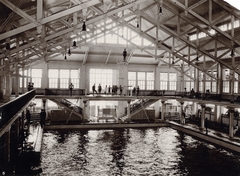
[35, 88, 85, 96]
[179, 91, 240, 103]
[124, 90, 160, 114]
[53, 98, 83, 115]
[0, 89, 35, 129]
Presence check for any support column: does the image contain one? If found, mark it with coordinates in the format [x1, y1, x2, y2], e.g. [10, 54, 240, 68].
[214, 105, 221, 122]
[15, 63, 19, 97]
[201, 105, 206, 129]
[154, 67, 160, 119]
[179, 101, 184, 124]
[229, 109, 234, 138]
[5, 60, 11, 101]
[154, 101, 160, 119]
[161, 100, 165, 120]
[80, 65, 87, 94]
[127, 100, 131, 119]
[21, 65, 25, 94]
[83, 100, 88, 121]
[217, 64, 222, 94]
[195, 68, 199, 92]
[230, 70, 234, 103]
[41, 62, 48, 89]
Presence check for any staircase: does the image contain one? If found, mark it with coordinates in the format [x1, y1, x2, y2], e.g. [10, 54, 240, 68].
[119, 90, 160, 123]
[49, 98, 83, 122]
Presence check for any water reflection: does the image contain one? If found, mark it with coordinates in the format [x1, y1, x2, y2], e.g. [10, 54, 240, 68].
[40, 128, 240, 176]
[110, 129, 128, 175]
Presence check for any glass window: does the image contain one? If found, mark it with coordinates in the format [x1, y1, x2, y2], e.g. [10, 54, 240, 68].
[128, 72, 136, 88]
[60, 70, 69, 88]
[49, 69, 58, 88]
[234, 81, 238, 93]
[160, 73, 168, 90]
[19, 69, 28, 88]
[70, 70, 79, 89]
[205, 81, 211, 92]
[146, 72, 154, 90]
[169, 73, 177, 90]
[138, 72, 145, 89]
[223, 81, 229, 93]
[31, 69, 42, 88]
[212, 82, 216, 93]
[89, 69, 113, 92]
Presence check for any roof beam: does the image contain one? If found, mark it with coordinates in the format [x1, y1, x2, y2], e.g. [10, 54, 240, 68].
[105, 49, 112, 65]
[0, 0, 40, 26]
[82, 47, 89, 65]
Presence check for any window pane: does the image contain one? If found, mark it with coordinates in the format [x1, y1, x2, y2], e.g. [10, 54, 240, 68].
[89, 69, 113, 92]
[71, 70, 79, 78]
[49, 78, 58, 88]
[32, 69, 42, 78]
[160, 73, 168, 90]
[60, 70, 69, 78]
[49, 69, 58, 78]
[147, 72, 154, 80]
[138, 72, 145, 80]
[223, 81, 229, 93]
[60, 78, 69, 88]
[31, 69, 42, 88]
[128, 72, 136, 80]
[71, 79, 79, 89]
[160, 73, 168, 81]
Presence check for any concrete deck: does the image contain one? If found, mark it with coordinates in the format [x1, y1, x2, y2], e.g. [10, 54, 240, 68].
[169, 121, 240, 153]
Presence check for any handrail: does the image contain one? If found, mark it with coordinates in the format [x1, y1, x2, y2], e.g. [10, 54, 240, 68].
[0, 89, 35, 129]
[43, 88, 85, 96]
[53, 98, 83, 115]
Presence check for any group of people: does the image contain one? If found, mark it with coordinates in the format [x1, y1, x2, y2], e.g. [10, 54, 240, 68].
[92, 84, 124, 95]
[132, 86, 140, 96]
[27, 82, 34, 91]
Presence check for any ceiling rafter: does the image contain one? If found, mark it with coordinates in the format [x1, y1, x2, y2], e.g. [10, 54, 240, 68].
[173, 0, 240, 47]
[0, 0, 149, 61]
[105, 49, 112, 65]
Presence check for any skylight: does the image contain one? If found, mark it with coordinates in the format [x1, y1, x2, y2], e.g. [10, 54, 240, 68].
[224, 0, 240, 10]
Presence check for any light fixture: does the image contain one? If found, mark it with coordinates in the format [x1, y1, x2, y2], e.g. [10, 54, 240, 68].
[172, 58, 175, 64]
[72, 41, 77, 49]
[230, 49, 235, 57]
[123, 48, 127, 62]
[196, 56, 199, 62]
[64, 55, 67, 60]
[159, 6, 163, 14]
[82, 21, 86, 31]
[68, 48, 71, 56]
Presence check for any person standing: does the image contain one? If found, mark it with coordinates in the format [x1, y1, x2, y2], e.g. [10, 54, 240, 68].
[132, 87, 136, 96]
[69, 83, 74, 96]
[108, 85, 111, 94]
[98, 84, 102, 95]
[27, 82, 31, 91]
[92, 84, 97, 95]
[119, 85, 123, 95]
[136, 86, 140, 96]
[104, 85, 108, 95]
